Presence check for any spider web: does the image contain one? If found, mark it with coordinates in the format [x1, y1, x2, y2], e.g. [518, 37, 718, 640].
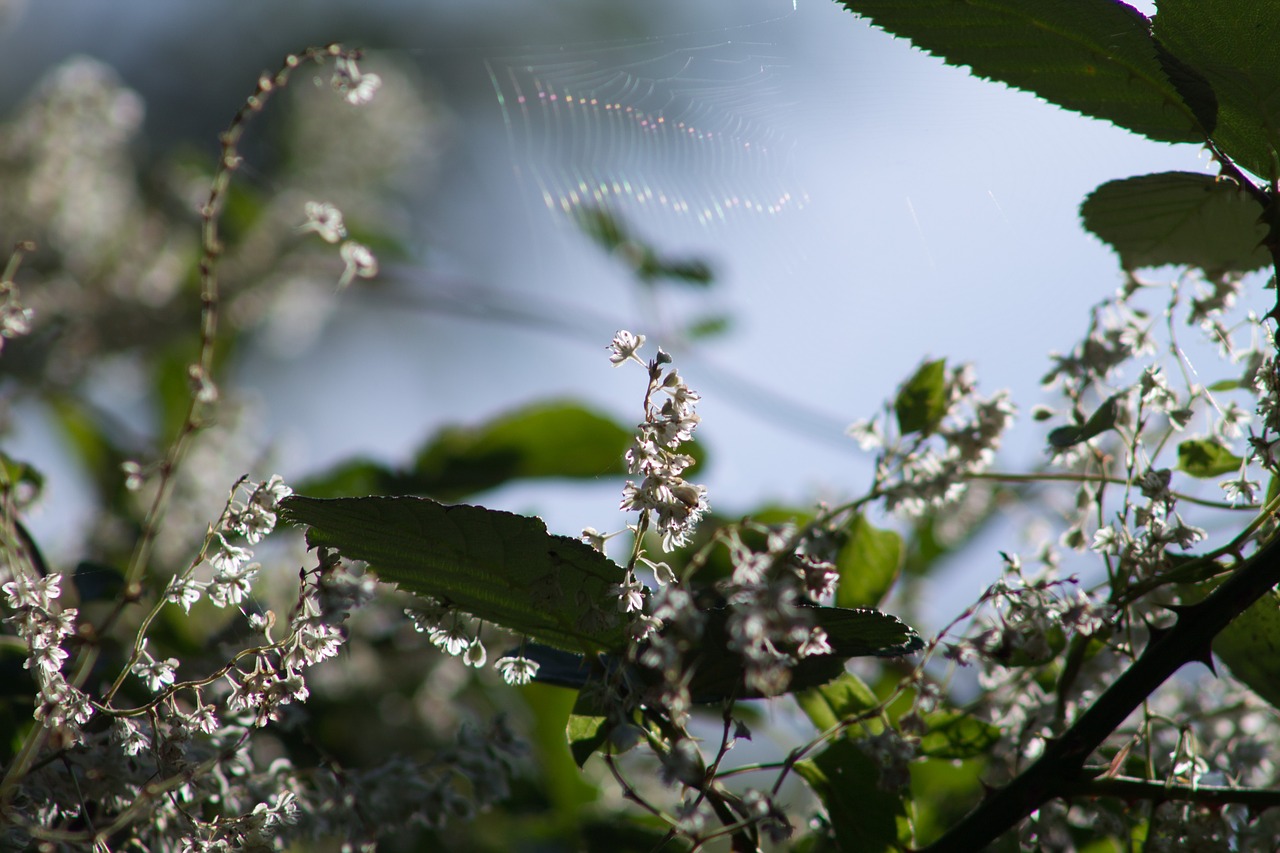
[484, 16, 808, 231]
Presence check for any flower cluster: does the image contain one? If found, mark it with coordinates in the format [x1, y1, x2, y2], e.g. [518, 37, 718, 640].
[852, 363, 1014, 518]
[164, 475, 293, 616]
[716, 522, 836, 697]
[612, 331, 708, 552]
[2, 571, 93, 744]
[299, 200, 379, 289]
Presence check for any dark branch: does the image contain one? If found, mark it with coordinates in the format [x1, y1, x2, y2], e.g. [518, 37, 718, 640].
[918, 531, 1280, 853]
[1060, 775, 1280, 813]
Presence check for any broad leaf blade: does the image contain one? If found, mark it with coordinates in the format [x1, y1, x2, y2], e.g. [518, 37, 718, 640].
[1048, 393, 1123, 449]
[1080, 171, 1268, 274]
[281, 495, 629, 653]
[895, 359, 948, 437]
[918, 710, 1001, 760]
[1154, 1, 1280, 181]
[815, 604, 923, 658]
[1177, 438, 1243, 479]
[795, 740, 911, 853]
[1218, 592, 1280, 709]
[837, 513, 904, 608]
[840, 0, 1205, 144]
[796, 672, 880, 732]
[300, 402, 635, 501]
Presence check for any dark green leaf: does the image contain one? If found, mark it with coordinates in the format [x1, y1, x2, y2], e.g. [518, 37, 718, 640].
[1080, 172, 1268, 274]
[840, 0, 1205, 144]
[918, 710, 1001, 760]
[521, 603, 922, 704]
[1154, 1, 1280, 180]
[281, 495, 630, 653]
[1177, 437, 1243, 478]
[837, 513, 903, 608]
[895, 359, 947, 437]
[795, 740, 910, 853]
[1048, 394, 1123, 448]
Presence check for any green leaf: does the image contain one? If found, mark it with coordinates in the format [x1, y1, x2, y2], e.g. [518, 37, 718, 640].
[895, 359, 947, 437]
[301, 402, 635, 501]
[837, 514, 904, 608]
[682, 605, 921, 702]
[839, 0, 1205, 144]
[796, 672, 880, 732]
[1177, 437, 1244, 478]
[918, 710, 1001, 760]
[281, 495, 630, 653]
[1080, 172, 1268, 274]
[567, 687, 615, 768]
[412, 402, 635, 499]
[1208, 378, 1243, 392]
[1154, 1, 1280, 180]
[1211, 587, 1280, 710]
[795, 740, 910, 853]
[575, 206, 715, 286]
[1047, 393, 1123, 449]
[522, 683, 599, 808]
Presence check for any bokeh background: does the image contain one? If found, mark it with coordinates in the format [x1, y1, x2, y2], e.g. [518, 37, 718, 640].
[2, 0, 1203, 617]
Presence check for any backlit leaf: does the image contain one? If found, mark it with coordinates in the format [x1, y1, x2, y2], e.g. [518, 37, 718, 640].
[895, 359, 947, 437]
[1048, 394, 1123, 449]
[1081, 172, 1268, 274]
[1177, 438, 1244, 479]
[839, 0, 1205, 144]
[1154, 1, 1280, 181]
[282, 495, 630, 653]
[837, 513, 904, 608]
[795, 740, 910, 853]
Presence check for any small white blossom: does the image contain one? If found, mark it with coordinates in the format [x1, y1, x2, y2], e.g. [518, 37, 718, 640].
[608, 330, 646, 366]
[464, 638, 487, 668]
[166, 575, 205, 612]
[300, 201, 347, 243]
[113, 717, 151, 756]
[496, 655, 540, 685]
[338, 241, 378, 288]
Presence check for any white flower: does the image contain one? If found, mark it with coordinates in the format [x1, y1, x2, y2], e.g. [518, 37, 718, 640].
[132, 639, 179, 692]
[1091, 525, 1121, 554]
[429, 621, 471, 656]
[208, 562, 259, 608]
[114, 717, 151, 756]
[209, 534, 252, 573]
[332, 57, 381, 105]
[300, 201, 347, 243]
[166, 575, 204, 613]
[338, 241, 378, 288]
[3, 572, 62, 610]
[798, 627, 832, 658]
[611, 571, 646, 613]
[608, 330, 645, 366]
[496, 655, 540, 685]
[464, 638, 487, 668]
[1221, 467, 1261, 506]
